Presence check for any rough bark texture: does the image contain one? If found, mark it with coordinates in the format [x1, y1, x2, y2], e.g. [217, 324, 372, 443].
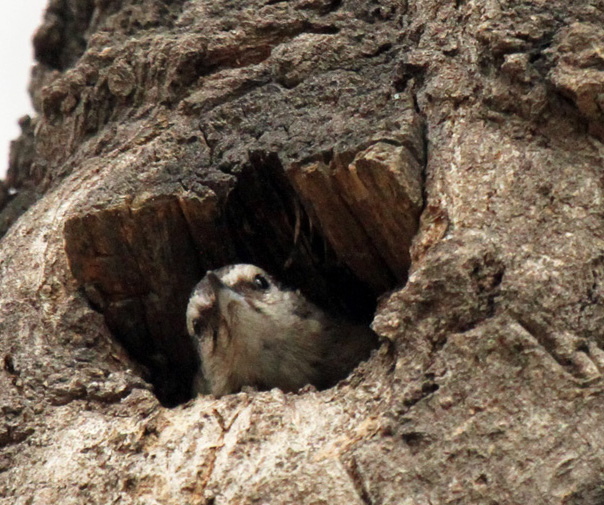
[1, 0, 604, 504]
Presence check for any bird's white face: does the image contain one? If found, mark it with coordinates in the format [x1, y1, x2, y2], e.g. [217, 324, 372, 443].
[187, 264, 285, 338]
[186, 264, 290, 394]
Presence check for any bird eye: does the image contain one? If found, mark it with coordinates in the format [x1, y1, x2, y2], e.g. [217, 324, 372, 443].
[252, 274, 270, 290]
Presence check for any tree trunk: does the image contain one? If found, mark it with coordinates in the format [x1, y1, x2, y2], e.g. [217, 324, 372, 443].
[1, 0, 604, 504]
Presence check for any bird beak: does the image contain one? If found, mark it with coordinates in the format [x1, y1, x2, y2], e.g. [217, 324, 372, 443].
[207, 272, 244, 316]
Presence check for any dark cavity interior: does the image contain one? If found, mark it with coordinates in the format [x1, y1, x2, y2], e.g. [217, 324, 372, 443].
[64, 150, 418, 406]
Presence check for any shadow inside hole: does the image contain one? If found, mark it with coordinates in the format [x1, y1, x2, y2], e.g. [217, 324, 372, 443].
[64, 197, 214, 407]
[65, 150, 403, 406]
[224, 150, 380, 324]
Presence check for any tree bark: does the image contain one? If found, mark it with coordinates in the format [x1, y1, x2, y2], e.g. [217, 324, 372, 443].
[1, 0, 604, 504]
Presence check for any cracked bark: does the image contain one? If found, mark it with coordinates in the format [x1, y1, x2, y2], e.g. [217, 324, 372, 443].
[2, 0, 604, 504]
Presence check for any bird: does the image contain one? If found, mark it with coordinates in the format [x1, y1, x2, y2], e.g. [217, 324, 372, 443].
[186, 264, 380, 397]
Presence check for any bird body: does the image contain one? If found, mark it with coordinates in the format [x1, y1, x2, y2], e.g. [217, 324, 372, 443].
[186, 264, 379, 397]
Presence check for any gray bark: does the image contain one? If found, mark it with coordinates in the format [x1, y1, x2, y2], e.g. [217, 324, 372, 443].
[1, 0, 604, 504]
